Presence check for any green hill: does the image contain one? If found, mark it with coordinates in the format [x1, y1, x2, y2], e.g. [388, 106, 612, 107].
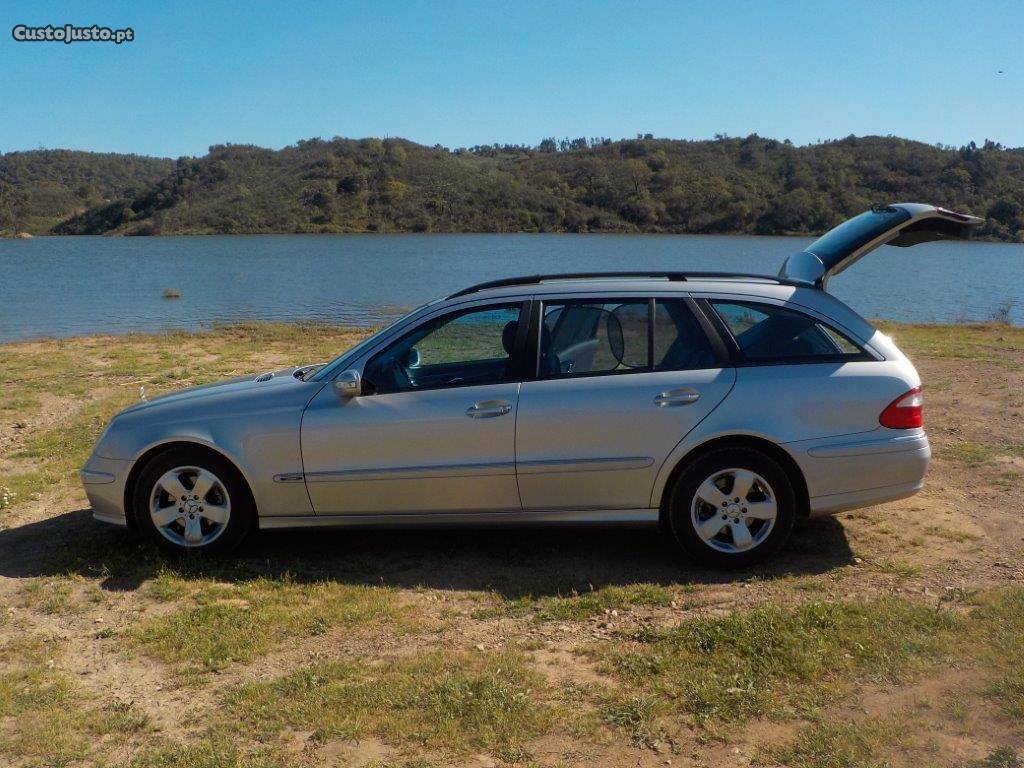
[6, 135, 1024, 240]
[0, 150, 175, 235]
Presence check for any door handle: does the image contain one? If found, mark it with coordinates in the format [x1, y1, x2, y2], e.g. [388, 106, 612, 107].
[466, 400, 513, 418]
[654, 388, 700, 407]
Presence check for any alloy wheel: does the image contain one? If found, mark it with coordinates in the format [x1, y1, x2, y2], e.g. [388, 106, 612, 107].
[149, 465, 231, 548]
[689, 467, 777, 554]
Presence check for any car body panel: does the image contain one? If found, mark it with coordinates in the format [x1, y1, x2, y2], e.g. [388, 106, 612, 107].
[81, 455, 133, 526]
[516, 367, 735, 510]
[300, 381, 521, 514]
[88, 368, 322, 521]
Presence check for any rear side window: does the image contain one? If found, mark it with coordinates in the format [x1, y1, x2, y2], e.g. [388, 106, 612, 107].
[542, 300, 648, 377]
[710, 301, 865, 361]
[540, 298, 717, 377]
[654, 300, 717, 371]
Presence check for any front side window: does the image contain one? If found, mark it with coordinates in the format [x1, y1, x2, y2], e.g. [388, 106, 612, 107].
[710, 301, 864, 361]
[363, 304, 522, 394]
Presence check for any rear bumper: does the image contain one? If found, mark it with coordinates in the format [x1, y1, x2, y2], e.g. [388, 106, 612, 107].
[81, 454, 132, 527]
[789, 430, 930, 517]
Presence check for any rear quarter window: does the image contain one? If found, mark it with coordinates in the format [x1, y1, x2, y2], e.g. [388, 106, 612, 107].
[710, 300, 866, 362]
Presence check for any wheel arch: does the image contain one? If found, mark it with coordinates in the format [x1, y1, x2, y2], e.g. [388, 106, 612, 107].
[656, 434, 810, 524]
[123, 440, 258, 531]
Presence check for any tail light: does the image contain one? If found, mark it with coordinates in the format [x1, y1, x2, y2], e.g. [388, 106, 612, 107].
[879, 385, 923, 429]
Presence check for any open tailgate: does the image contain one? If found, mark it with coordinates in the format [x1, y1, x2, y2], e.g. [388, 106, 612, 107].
[778, 203, 984, 289]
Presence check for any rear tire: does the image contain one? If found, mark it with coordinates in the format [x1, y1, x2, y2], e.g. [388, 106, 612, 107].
[667, 447, 795, 569]
[131, 446, 254, 556]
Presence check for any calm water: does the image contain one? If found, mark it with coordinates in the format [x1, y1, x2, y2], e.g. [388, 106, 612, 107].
[1, 234, 1021, 341]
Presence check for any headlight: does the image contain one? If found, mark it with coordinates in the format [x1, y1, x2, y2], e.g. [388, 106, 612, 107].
[93, 416, 127, 459]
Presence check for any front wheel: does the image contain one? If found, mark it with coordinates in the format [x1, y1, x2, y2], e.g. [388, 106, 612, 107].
[132, 447, 254, 556]
[667, 447, 795, 569]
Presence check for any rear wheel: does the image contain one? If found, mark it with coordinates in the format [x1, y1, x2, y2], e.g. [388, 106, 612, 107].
[132, 447, 253, 556]
[667, 447, 795, 569]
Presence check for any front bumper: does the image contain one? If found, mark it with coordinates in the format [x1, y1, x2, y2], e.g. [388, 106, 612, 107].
[81, 454, 133, 527]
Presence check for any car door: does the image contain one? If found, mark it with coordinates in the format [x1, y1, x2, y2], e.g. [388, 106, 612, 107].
[300, 300, 528, 515]
[515, 295, 736, 512]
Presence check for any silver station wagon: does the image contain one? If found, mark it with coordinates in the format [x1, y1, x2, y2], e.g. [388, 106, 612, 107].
[82, 203, 981, 567]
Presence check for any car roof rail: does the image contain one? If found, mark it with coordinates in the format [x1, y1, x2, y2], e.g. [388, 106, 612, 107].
[446, 271, 801, 299]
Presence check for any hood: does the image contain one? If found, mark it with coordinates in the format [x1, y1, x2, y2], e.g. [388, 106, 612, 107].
[119, 365, 317, 416]
[778, 203, 984, 289]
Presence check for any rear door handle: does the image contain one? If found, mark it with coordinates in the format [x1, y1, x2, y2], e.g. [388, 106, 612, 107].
[466, 400, 513, 418]
[654, 388, 700, 407]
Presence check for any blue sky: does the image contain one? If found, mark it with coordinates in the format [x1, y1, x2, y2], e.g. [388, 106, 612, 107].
[1, 0, 1021, 157]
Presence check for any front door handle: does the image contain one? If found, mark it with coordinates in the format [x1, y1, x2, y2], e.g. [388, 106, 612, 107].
[466, 400, 513, 418]
[654, 388, 700, 407]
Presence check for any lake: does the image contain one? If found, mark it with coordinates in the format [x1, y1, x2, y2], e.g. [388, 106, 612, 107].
[1, 233, 1021, 342]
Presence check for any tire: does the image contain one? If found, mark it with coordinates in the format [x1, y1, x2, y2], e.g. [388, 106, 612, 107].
[131, 446, 254, 556]
[666, 446, 795, 569]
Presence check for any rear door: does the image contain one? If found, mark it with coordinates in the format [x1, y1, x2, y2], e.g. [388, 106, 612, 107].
[514, 294, 735, 512]
[779, 203, 983, 289]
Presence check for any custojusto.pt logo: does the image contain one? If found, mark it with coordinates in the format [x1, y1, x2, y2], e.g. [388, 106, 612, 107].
[12, 23, 134, 44]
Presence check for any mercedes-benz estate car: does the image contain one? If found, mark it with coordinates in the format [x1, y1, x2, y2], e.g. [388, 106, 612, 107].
[82, 203, 982, 567]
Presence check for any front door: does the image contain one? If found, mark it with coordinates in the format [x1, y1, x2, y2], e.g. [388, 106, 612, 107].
[515, 296, 735, 511]
[300, 302, 526, 515]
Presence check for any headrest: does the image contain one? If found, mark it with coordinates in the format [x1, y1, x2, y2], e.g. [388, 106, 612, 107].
[501, 320, 519, 355]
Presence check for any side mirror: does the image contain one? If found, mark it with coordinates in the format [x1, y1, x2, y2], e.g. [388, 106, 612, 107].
[332, 369, 362, 398]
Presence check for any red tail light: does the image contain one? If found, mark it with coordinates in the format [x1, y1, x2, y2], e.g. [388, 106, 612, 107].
[879, 386, 923, 429]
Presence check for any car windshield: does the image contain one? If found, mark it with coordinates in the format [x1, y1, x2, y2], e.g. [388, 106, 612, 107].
[311, 302, 436, 381]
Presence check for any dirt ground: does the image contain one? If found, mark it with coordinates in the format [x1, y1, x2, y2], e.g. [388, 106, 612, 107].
[0, 321, 1021, 768]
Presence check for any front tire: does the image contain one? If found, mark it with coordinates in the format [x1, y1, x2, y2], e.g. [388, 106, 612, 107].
[667, 447, 795, 569]
[132, 447, 254, 556]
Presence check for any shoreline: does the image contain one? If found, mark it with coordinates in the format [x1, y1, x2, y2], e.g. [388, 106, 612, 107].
[2, 318, 1021, 348]
[5, 229, 1024, 243]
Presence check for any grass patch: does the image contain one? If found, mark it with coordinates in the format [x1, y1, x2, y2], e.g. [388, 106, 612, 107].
[972, 590, 1024, 720]
[942, 441, 1011, 466]
[133, 576, 403, 675]
[876, 322, 1024, 365]
[0, 633, 149, 764]
[228, 649, 551, 757]
[923, 525, 980, 543]
[769, 717, 911, 768]
[995, 470, 1024, 490]
[474, 583, 675, 621]
[16, 578, 79, 615]
[116, 736, 295, 768]
[1, 392, 136, 514]
[598, 598, 958, 730]
[869, 558, 921, 577]
[599, 693, 666, 748]
[967, 748, 1023, 768]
